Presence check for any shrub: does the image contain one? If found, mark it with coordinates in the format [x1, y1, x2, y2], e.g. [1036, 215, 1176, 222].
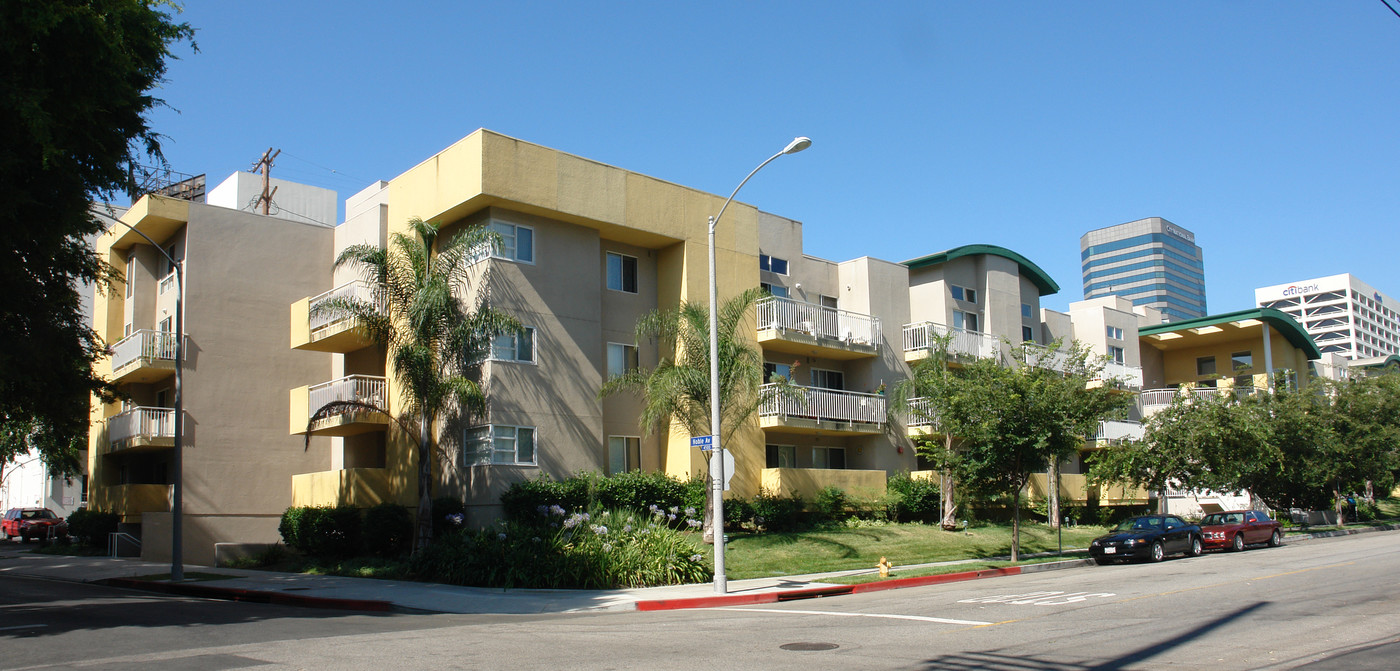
[751, 492, 804, 531]
[65, 508, 119, 548]
[723, 497, 753, 531]
[501, 471, 695, 524]
[596, 470, 687, 512]
[886, 473, 940, 523]
[682, 476, 706, 512]
[279, 505, 363, 559]
[278, 506, 309, 550]
[811, 486, 848, 524]
[432, 497, 466, 538]
[364, 503, 413, 557]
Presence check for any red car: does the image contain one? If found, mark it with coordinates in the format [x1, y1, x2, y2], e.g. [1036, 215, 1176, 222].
[2, 508, 69, 542]
[1199, 510, 1282, 552]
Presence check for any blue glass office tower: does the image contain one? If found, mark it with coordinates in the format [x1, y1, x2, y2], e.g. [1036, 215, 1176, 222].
[1081, 217, 1206, 321]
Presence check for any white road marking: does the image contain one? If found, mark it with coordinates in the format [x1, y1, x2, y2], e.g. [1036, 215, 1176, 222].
[722, 607, 992, 625]
[0, 624, 47, 632]
[958, 591, 1116, 606]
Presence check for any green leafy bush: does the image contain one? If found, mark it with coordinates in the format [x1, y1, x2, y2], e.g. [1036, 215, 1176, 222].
[278, 506, 308, 550]
[501, 471, 695, 524]
[886, 473, 941, 523]
[812, 485, 848, 524]
[65, 508, 119, 548]
[432, 497, 466, 538]
[751, 492, 804, 531]
[364, 503, 413, 557]
[723, 497, 753, 530]
[279, 505, 363, 559]
[596, 470, 687, 511]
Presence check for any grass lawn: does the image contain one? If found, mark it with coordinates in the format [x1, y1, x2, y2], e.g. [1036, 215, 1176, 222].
[722, 522, 1110, 581]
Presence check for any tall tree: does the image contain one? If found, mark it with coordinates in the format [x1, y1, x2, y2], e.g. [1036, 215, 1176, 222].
[600, 288, 795, 542]
[309, 217, 516, 554]
[1324, 373, 1400, 507]
[0, 1, 194, 473]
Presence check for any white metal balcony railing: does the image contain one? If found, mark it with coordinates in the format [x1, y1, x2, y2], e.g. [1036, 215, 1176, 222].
[1096, 419, 1144, 443]
[756, 296, 880, 346]
[1100, 360, 1145, 389]
[307, 375, 388, 419]
[1023, 343, 1070, 373]
[308, 280, 384, 337]
[1140, 386, 1260, 411]
[158, 272, 178, 295]
[109, 330, 181, 371]
[759, 383, 885, 425]
[905, 397, 939, 428]
[902, 322, 1001, 360]
[108, 406, 175, 446]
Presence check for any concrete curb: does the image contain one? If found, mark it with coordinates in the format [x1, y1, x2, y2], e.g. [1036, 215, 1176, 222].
[96, 577, 394, 612]
[636, 558, 1094, 611]
[1286, 522, 1400, 541]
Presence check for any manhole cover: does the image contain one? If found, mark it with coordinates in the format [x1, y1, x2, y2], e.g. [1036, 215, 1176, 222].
[780, 643, 839, 652]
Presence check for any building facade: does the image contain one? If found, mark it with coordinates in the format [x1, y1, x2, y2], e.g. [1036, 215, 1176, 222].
[1081, 217, 1207, 322]
[1254, 273, 1400, 360]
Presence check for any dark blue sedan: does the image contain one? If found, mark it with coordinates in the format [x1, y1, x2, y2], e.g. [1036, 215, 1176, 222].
[1088, 514, 1203, 564]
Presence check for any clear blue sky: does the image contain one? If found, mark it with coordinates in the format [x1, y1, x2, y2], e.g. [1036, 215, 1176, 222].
[146, 1, 1400, 314]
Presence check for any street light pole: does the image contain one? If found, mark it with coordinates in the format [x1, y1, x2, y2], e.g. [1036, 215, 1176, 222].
[103, 218, 184, 581]
[708, 136, 810, 594]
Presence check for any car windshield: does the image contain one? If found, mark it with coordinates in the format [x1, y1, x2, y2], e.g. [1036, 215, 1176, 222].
[1114, 517, 1161, 532]
[20, 510, 55, 520]
[1202, 512, 1244, 526]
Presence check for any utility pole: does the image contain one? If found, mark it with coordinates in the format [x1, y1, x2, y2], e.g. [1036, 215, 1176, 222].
[250, 148, 280, 215]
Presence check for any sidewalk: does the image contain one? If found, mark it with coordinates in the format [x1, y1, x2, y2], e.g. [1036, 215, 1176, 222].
[3, 525, 1391, 615]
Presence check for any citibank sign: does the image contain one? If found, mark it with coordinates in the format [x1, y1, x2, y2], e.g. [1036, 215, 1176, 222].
[1281, 283, 1320, 297]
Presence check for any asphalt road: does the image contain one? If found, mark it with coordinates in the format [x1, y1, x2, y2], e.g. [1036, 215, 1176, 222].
[3, 531, 1398, 670]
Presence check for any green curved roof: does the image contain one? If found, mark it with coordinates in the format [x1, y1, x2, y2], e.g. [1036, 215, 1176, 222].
[902, 244, 1060, 296]
[1139, 308, 1322, 359]
[1352, 355, 1400, 370]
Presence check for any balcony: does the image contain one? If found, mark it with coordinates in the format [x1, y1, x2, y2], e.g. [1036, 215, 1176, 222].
[905, 397, 941, 437]
[1096, 361, 1144, 390]
[108, 330, 181, 384]
[760, 467, 887, 500]
[1094, 419, 1144, 445]
[291, 467, 396, 508]
[290, 375, 389, 436]
[90, 483, 172, 524]
[291, 280, 384, 352]
[756, 296, 880, 360]
[903, 322, 1001, 364]
[107, 406, 175, 453]
[1140, 386, 1259, 415]
[1023, 343, 1070, 373]
[758, 383, 885, 435]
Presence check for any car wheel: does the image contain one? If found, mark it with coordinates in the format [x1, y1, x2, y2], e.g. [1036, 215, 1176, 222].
[1268, 529, 1282, 548]
[1189, 536, 1203, 557]
[1231, 534, 1245, 552]
[1149, 541, 1164, 562]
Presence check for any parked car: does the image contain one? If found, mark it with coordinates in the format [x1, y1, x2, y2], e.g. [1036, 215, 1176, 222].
[2, 508, 69, 542]
[1199, 510, 1282, 551]
[1089, 514, 1203, 564]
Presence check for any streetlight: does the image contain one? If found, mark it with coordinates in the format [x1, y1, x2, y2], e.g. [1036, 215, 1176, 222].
[708, 136, 810, 594]
[102, 217, 185, 582]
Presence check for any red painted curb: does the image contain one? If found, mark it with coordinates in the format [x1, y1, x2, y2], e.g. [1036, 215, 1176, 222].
[635, 565, 1026, 611]
[98, 577, 393, 612]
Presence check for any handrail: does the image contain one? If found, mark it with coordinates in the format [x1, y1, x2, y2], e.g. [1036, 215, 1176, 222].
[755, 296, 881, 347]
[108, 406, 176, 446]
[108, 531, 142, 558]
[109, 330, 182, 371]
[759, 383, 885, 425]
[308, 280, 384, 335]
[902, 321, 1001, 360]
[308, 375, 388, 418]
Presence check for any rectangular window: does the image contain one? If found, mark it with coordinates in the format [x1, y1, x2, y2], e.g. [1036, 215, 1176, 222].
[950, 285, 976, 303]
[766, 444, 796, 468]
[1197, 356, 1216, 377]
[760, 282, 790, 298]
[953, 311, 980, 332]
[163, 244, 178, 278]
[125, 255, 135, 298]
[490, 327, 535, 363]
[1231, 351, 1253, 371]
[820, 295, 838, 310]
[607, 342, 639, 379]
[606, 252, 638, 293]
[1106, 326, 1124, 340]
[1022, 326, 1035, 343]
[810, 368, 844, 391]
[763, 362, 792, 382]
[477, 221, 534, 263]
[812, 447, 846, 469]
[759, 254, 789, 275]
[1021, 303, 1032, 318]
[159, 317, 172, 333]
[463, 425, 536, 466]
[607, 436, 640, 475]
[1108, 345, 1125, 364]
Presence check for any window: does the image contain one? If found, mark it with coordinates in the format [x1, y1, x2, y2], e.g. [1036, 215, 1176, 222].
[763, 362, 792, 382]
[475, 221, 534, 263]
[820, 295, 838, 310]
[1231, 351, 1253, 371]
[491, 327, 535, 363]
[759, 254, 789, 275]
[766, 444, 796, 468]
[812, 447, 846, 469]
[125, 255, 135, 298]
[1108, 345, 1125, 364]
[463, 425, 536, 465]
[760, 282, 790, 298]
[950, 285, 977, 304]
[810, 368, 844, 390]
[1106, 326, 1124, 340]
[607, 342, 639, 379]
[163, 244, 179, 278]
[159, 317, 172, 333]
[606, 252, 638, 293]
[607, 436, 640, 475]
[1021, 303, 1032, 318]
[1197, 356, 1216, 377]
[953, 310, 980, 332]
[1022, 326, 1035, 342]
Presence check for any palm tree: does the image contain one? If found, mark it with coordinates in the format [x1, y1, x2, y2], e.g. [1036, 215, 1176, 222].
[601, 287, 795, 541]
[308, 217, 517, 554]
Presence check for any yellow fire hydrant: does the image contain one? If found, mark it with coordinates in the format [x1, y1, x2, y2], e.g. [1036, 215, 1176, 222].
[877, 556, 893, 578]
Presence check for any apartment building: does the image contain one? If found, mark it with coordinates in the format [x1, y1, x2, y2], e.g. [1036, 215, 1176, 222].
[1081, 217, 1207, 321]
[90, 174, 337, 565]
[1255, 273, 1400, 360]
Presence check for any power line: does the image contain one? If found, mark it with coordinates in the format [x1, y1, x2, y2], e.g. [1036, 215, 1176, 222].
[281, 151, 371, 185]
[1383, 0, 1400, 20]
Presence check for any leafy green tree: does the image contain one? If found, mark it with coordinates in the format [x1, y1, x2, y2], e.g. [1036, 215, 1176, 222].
[309, 217, 517, 554]
[600, 287, 795, 542]
[1324, 373, 1400, 506]
[1, 0, 194, 476]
